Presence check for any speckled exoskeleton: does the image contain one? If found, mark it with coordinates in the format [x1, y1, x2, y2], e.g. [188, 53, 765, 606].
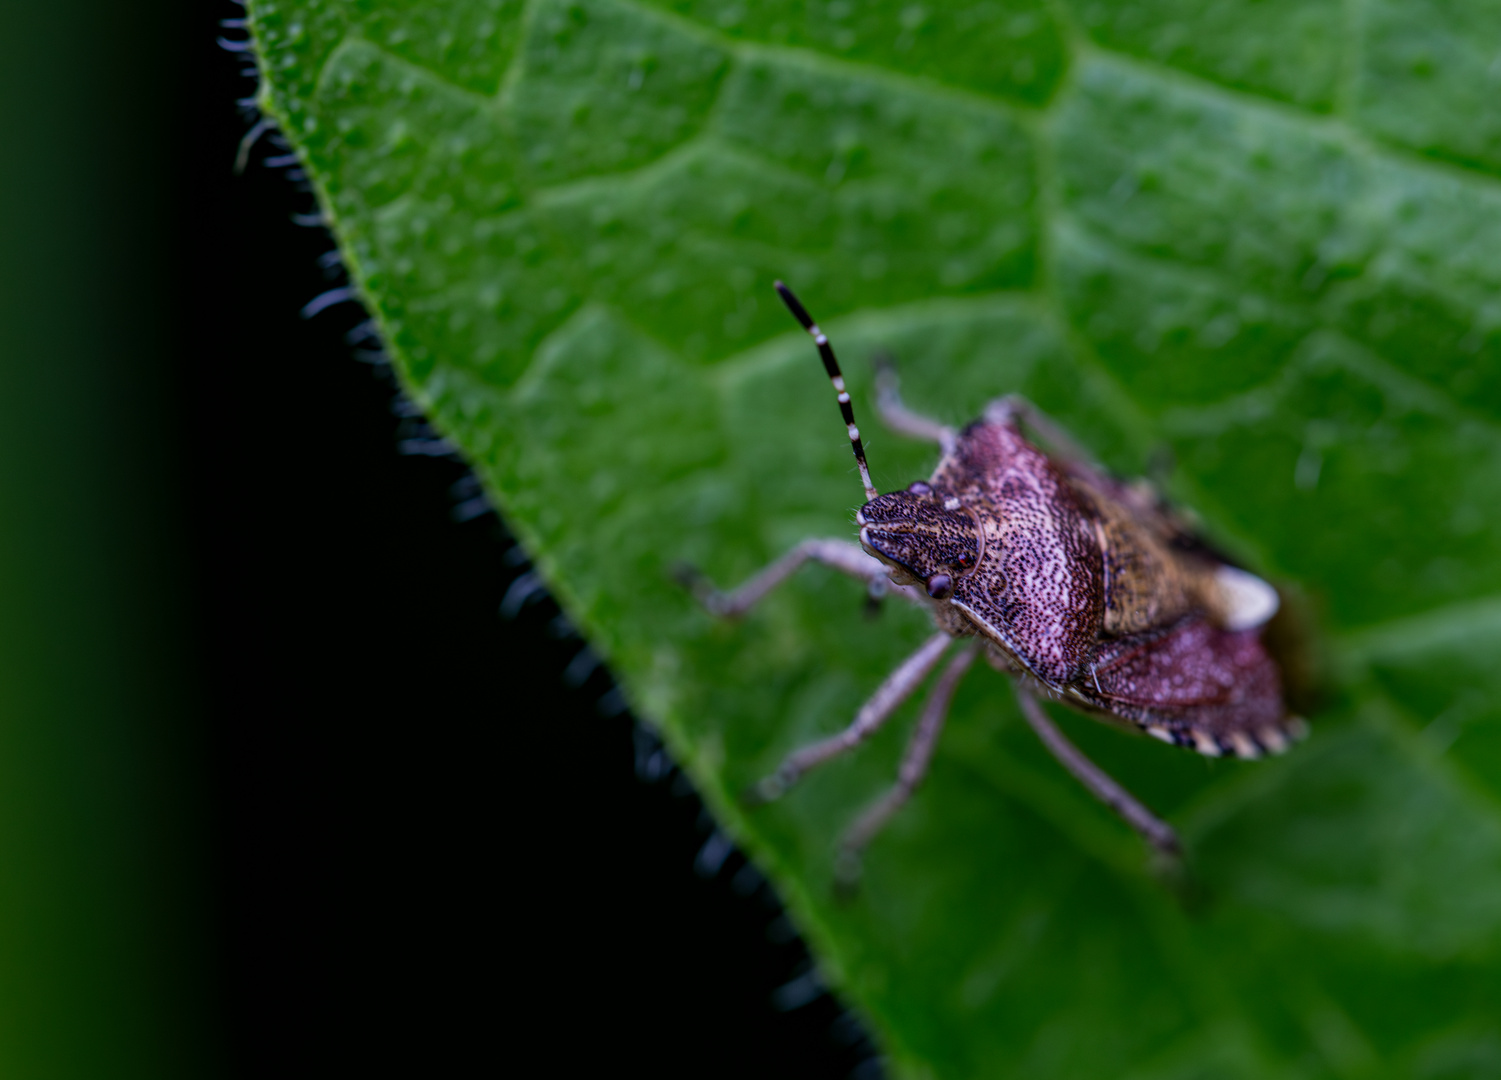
[684, 283, 1306, 882]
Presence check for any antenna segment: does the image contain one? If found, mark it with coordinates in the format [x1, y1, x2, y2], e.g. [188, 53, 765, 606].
[774, 281, 880, 504]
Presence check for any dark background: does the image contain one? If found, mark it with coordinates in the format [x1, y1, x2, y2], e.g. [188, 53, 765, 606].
[0, 1, 877, 1076]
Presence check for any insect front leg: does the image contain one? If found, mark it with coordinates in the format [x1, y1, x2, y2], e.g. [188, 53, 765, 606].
[676, 538, 921, 618]
[1012, 683, 1181, 858]
[835, 644, 979, 891]
[752, 631, 953, 802]
[873, 354, 957, 452]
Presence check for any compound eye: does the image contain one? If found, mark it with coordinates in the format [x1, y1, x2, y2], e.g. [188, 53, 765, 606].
[907, 481, 933, 495]
[926, 573, 953, 600]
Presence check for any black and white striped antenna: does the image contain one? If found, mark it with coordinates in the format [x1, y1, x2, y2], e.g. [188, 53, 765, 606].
[774, 281, 880, 504]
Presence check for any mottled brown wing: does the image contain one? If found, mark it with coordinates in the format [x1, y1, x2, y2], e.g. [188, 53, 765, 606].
[1082, 616, 1292, 758]
[1054, 457, 1200, 550]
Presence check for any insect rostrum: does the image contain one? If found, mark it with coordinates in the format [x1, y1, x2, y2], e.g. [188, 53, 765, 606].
[685, 282, 1307, 883]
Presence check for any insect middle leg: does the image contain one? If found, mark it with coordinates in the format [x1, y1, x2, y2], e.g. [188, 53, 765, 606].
[1012, 683, 1181, 857]
[753, 631, 953, 802]
[982, 394, 1098, 468]
[835, 644, 979, 887]
[873, 354, 957, 451]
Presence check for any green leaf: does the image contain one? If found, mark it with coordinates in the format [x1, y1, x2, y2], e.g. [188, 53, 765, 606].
[247, 1, 1501, 1074]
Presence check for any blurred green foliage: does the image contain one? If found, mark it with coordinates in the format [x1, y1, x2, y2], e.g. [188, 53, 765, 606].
[251, 1, 1501, 1075]
[0, 3, 205, 1077]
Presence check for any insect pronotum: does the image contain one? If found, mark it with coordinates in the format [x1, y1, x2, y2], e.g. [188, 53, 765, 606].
[683, 282, 1306, 885]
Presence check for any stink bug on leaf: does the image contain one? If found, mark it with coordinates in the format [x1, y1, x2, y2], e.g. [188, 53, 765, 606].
[682, 283, 1307, 885]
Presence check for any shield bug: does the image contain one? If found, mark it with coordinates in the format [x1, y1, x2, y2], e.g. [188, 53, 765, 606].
[682, 282, 1306, 884]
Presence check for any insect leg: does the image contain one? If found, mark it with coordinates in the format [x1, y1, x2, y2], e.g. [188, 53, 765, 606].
[1012, 683, 1181, 857]
[872, 354, 956, 452]
[835, 645, 978, 888]
[753, 631, 953, 802]
[677, 538, 922, 618]
[983, 394, 1098, 468]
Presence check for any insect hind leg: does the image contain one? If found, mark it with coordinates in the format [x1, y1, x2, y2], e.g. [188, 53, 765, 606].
[1013, 682, 1181, 858]
[873, 354, 956, 451]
